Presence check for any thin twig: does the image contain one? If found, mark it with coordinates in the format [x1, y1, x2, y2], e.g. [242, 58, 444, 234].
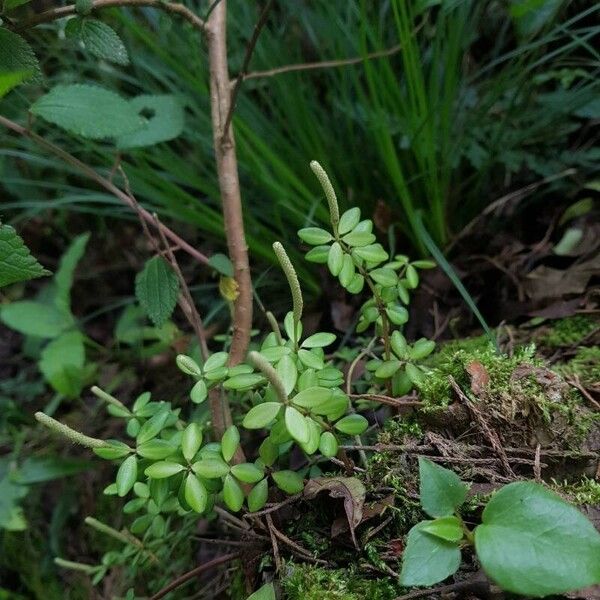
[149, 553, 238, 600]
[0, 115, 210, 266]
[265, 514, 282, 572]
[13, 0, 205, 33]
[222, 0, 274, 135]
[568, 375, 600, 410]
[242, 493, 302, 518]
[242, 43, 405, 80]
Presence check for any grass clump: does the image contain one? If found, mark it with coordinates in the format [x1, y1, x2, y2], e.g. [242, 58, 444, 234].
[555, 346, 600, 387]
[553, 477, 600, 506]
[282, 563, 401, 600]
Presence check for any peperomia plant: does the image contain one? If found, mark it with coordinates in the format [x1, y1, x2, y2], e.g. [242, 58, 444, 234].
[401, 458, 600, 596]
[30, 163, 600, 597]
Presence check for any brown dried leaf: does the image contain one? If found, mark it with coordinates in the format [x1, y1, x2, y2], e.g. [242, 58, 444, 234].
[303, 476, 366, 547]
[466, 361, 490, 395]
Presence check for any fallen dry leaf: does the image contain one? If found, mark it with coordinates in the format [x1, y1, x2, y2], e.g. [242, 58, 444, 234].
[304, 476, 366, 547]
[466, 361, 490, 395]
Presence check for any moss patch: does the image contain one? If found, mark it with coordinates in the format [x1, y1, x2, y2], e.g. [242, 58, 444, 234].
[540, 315, 597, 347]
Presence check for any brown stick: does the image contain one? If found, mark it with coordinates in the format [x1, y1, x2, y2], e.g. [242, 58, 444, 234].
[0, 115, 210, 267]
[205, 0, 253, 366]
[12, 0, 205, 33]
[149, 552, 238, 600]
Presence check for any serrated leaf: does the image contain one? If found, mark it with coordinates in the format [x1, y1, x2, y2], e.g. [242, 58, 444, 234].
[117, 94, 184, 149]
[223, 474, 244, 512]
[65, 18, 129, 65]
[0, 223, 49, 288]
[419, 458, 468, 518]
[31, 84, 145, 140]
[399, 520, 461, 586]
[39, 330, 85, 397]
[243, 402, 281, 429]
[0, 29, 41, 84]
[135, 256, 179, 327]
[474, 481, 600, 597]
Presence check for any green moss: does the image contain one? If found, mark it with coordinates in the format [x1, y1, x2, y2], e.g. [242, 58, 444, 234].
[541, 315, 597, 347]
[282, 563, 401, 600]
[555, 346, 600, 386]
[552, 477, 600, 506]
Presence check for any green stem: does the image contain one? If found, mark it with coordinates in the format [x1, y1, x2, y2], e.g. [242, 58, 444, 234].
[84, 516, 132, 545]
[91, 386, 130, 413]
[54, 557, 99, 574]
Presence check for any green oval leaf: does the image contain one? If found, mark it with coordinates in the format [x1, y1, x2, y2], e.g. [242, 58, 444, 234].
[94, 440, 132, 460]
[421, 516, 464, 543]
[399, 520, 461, 587]
[327, 242, 343, 276]
[190, 379, 208, 404]
[354, 243, 388, 264]
[223, 474, 244, 512]
[301, 332, 336, 349]
[285, 406, 310, 444]
[298, 227, 333, 246]
[182, 423, 203, 462]
[318, 432, 339, 457]
[305, 245, 330, 264]
[276, 354, 297, 396]
[297, 349, 324, 370]
[191, 457, 230, 479]
[291, 386, 332, 409]
[116, 455, 137, 497]
[334, 414, 368, 435]
[338, 207, 361, 235]
[136, 439, 177, 461]
[375, 359, 401, 379]
[223, 373, 266, 391]
[243, 402, 282, 429]
[272, 470, 304, 495]
[144, 461, 184, 479]
[474, 481, 600, 597]
[231, 463, 264, 484]
[184, 474, 207, 513]
[221, 425, 240, 462]
[247, 478, 269, 512]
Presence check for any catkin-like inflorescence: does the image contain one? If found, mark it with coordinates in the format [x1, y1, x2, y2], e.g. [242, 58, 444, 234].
[248, 351, 288, 404]
[273, 241, 303, 325]
[35, 412, 108, 449]
[310, 160, 340, 232]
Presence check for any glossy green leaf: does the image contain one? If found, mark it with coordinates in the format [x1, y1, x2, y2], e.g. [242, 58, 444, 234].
[474, 481, 600, 596]
[338, 207, 361, 235]
[272, 470, 304, 495]
[391, 331, 408, 358]
[258, 438, 278, 467]
[144, 461, 184, 479]
[297, 349, 324, 370]
[421, 516, 464, 543]
[405, 363, 425, 385]
[410, 338, 435, 360]
[182, 423, 203, 461]
[334, 414, 368, 435]
[346, 273, 365, 294]
[31, 84, 145, 140]
[135, 256, 179, 327]
[203, 351, 229, 372]
[94, 440, 132, 460]
[285, 406, 310, 444]
[231, 463, 264, 484]
[136, 439, 176, 461]
[184, 474, 207, 513]
[116, 455, 137, 497]
[298, 227, 333, 245]
[305, 245, 330, 264]
[259, 346, 291, 362]
[385, 304, 409, 325]
[276, 354, 297, 396]
[327, 242, 343, 276]
[191, 457, 230, 479]
[301, 332, 336, 348]
[418, 458, 468, 518]
[369, 267, 398, 286]
[291, 386, 332, 409]
[223, 474, 244, 512]
[243, 402, 282, 430]
[342, 231, 376, 247]
[247, 478, 269, 513]
[221, 426, 240, 462]
[300, 418, 321, 455]
[136, 409, 169, 445]
[190, 379, 208, 404]
[338, 253, 355, 287]
[374, 359, 401, 379]
[354, 243, 388, 263]
[399, 520, 461, 586]
[318, 432, 339, 457]
[223, 373, 266, 390]
[176, 354, 202, 377]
